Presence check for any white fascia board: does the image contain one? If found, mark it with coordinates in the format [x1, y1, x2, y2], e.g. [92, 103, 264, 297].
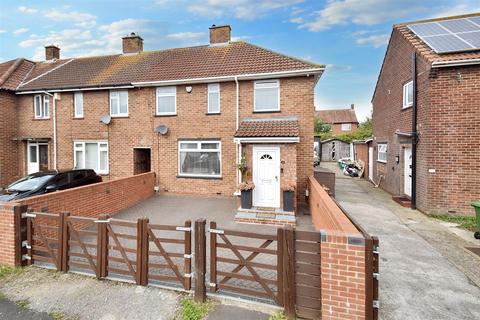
[431, 58, 480, 68]
[16, 85, 135, 95]
[132, 68, 324, 87]
[233, 137, 300, 143]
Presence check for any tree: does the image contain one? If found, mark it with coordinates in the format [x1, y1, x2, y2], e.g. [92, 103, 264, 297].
[314, 117, 332, 134]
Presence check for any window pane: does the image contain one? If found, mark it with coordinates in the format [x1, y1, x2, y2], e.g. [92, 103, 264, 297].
[208, 92, 220, 113]
[208, 83, 219, 92]
[180, 143, 198, 149]
[85, 143, 98, 170]
[75, 92, 83, 116]
[75, 150, 84, 169]
[35, 96, 42, 117]
[157, 86, 176, 95]
[110, 95, 119, 115]
[255, 81, 278, 89]
[119, 91, 128, 114]
[100, 150, 108, 171]
[44, 96, 50, 117]
[29, 146, 37, 162]
[407, 83, 413, 104]
[180, 151, 220, 175]
[201, 143, 219, 150]
[157, 96, 175, 113]
[255, 87, 279, 110]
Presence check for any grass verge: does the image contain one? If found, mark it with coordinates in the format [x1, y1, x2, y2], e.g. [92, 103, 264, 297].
[177, 296, 215, 320]
[0, 265, 23, 280]
[268, 311, 287, 320]
[430, 214, 477, 232]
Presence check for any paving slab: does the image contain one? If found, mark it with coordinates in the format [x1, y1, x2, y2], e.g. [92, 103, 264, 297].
[206, 305, 269, 320]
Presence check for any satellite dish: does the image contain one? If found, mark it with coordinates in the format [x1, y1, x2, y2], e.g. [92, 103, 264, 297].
[100, 115, 111, 125]
[155, 125, 169, 135]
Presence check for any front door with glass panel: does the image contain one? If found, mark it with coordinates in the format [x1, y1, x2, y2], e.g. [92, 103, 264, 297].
[253, 146, 280, 208]
[27, 142, 48, 174]
[404, 147, 412, 197]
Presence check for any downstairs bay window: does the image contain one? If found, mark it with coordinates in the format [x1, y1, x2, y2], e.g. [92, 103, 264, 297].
[74, 141, 109, 174]
[178, 141, 221, 178]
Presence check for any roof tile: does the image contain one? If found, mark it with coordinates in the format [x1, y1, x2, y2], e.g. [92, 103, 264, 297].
[235, 118, 299, 137]
[315, 109, 358, 124]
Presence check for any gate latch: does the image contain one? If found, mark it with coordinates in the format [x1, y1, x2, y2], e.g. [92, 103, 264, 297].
[94, 219, 111, 223]
[176, 226, 192, 232]
[209, 229, 224, 235]
[373, 300, 380, 309]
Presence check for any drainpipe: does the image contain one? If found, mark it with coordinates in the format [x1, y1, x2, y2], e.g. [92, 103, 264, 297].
[234, 76, 240, 195]
[411, 53, 417, 210]
[43, 91, 57, 171]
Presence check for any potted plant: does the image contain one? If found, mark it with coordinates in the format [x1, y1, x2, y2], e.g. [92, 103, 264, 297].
[239, 181, 255, 209]
[237, 153, 248, 181]
[282, 182, 296, 212]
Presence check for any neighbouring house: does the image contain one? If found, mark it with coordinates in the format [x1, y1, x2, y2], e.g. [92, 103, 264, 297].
[372, 13, 480, 216]
[0, 25, 324, 222]
[315, 105, 359, 134]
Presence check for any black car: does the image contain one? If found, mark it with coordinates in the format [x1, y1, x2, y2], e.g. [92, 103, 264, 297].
[0, 169, 102, 202]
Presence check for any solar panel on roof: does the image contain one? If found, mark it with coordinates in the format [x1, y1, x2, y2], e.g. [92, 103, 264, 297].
[407, 17, 480, 54]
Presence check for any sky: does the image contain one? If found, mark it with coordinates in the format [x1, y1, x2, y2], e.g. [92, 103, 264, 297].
[1, 1, 479, 122]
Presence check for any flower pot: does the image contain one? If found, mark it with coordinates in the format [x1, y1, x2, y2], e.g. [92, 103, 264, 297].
[283, 191, 294, 212]
[241, 190, 253, 209]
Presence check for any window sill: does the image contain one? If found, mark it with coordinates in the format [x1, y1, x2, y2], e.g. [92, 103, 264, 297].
[402, 105, 413, 110]
[206, 112, 221, 115]
[33, 117, 50, 121]
[377, 160, 387, 164]
[176, 175, 222, 180]
[111, 115, 129, 118]
[155, 114, 177, 117]
[253, 110, 281, 114]
[73, 117, 84, 120]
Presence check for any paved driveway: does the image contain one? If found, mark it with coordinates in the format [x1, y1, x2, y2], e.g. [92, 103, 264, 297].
[331, 173, 480, 320]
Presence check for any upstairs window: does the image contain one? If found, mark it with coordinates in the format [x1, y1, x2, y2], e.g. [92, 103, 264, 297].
[207, 83, 220, 114]
[156, 86, 176, 115]
[74, 92, 83, 118]
[110, 90, 128, 117]
[34, 94, 50, 119]
[377, 143, 388, 163]
[254, 80, 280, 112]
[341, 123, 352, 131]
[403, 81, 413, 108]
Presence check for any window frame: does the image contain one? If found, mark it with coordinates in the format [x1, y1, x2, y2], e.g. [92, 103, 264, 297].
[109, 90, 129, 117]
[341, 123, 352, 131]
[207, 83, 220, 114]
[73, 141, 109, 175]
[156, 86, 177, 116]
[253, 79, 280, 112]
[34, 94, 50, 119]
[377, 143, 388, 163]
[177, 140, 222, 178]
[403, 81, 413, 109]
[74, 92, 84, 118]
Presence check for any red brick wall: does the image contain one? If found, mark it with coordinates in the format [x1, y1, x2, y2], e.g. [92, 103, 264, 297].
[331, 123, 358, 135]
[0, 91, 20, 187]
[12, 76, 315, 203]
[0, 203, 17, 266]
[17, 172, 154, 217]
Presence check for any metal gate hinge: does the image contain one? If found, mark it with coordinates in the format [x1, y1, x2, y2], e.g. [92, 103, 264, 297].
[183, 254, 193, 259]
[176, 226, 192, 232]
[373, 272, 379, 280]
[22, 254, 31, 261]
[22, 241, 31, 249]
[209, 283, 217, 288]
[373, 300, 380, 309]
[209, 228, 224, 235]
[184, 272, 194, 278]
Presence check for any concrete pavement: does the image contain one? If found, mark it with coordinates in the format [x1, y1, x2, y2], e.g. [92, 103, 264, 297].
[0, 299, 51, 320]
[332, 174, 480, 320]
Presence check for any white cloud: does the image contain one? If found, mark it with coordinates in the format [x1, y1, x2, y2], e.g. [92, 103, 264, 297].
[44, 9, 97, 28]
[18, 6, 37, 14]
[166, 32, 206, 41]
[14, 28, 29, 35]
[356, 34, 390, 48]
[431, 4, 480, 19]
[0, 30, 6, 34]
[325, 64, 353, 73]
[189, 0, 303, 20]
[290, 17, 305, 24]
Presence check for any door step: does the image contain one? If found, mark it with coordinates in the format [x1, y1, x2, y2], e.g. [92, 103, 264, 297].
[393, 196, 411, 207]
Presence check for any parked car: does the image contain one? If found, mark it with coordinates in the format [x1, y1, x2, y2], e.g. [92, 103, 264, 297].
[0, 169, 102, 202]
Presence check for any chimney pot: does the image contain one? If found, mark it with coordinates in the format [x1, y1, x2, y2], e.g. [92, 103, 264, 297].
[45, 45, 60, 60]
[351, 104, 355, 109]
[122, 33, 144, 54]
[209, 24, 231, 45]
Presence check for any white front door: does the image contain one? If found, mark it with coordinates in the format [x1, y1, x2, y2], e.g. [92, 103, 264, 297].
[404, 147, 412, 197]
[253, 146, 280, 208]
[368, 146, 373, 181]
[27, 142, 48, 174]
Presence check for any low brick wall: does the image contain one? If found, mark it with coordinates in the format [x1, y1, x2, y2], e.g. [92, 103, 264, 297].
[0, 172, 155, 266]
[308, 176, 375, 320]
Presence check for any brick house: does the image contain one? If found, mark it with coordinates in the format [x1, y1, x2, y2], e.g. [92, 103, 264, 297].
[0, 25, 324, 218]
[315, 105, 359, 134]
[372, 13, 480, 216]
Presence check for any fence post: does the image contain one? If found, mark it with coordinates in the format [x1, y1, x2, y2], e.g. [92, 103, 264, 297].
[276, 227, 284, 306]
[26, 208, 33, 266]
[136, 218, 143, 285]
[57, 212, 66, 272]
[97, 214, 109, 279]
[13, 205, 28, 267]
[60, 212, 70, 272]
[209, 221, 217, 293]
[142, 218, 149, 286]
[194, 219, 206, 303]
[282, 226, 296, 319]
[184, 220, 192, 291]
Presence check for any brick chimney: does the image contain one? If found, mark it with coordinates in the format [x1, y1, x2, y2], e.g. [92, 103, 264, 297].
[45, 45, 60, 60]
[209, 25, 231, 45]
[122, 32, 144, 54]
[351, 104, 355, 109]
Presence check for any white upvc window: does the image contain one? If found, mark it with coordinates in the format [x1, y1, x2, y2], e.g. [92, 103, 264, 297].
[207, 83, 220, 114]
[377, 143, 388, 163]
[34, 94, 50, 119]
[109, 90, 128, 117]
[74, 141, 109, 174]
[178, 141, 221, 178]
[403, 81, 413, 108]
[341, 123, 352, 131]
[156, 86, 176, 115]
[254, 79, 280, 112]
[74, 92, 83, 118]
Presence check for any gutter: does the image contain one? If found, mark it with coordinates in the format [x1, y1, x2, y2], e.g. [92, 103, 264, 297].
[16, 85, 135, 95]
[431, 58, 480, 68]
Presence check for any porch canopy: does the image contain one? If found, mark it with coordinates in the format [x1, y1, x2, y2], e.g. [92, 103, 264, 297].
[234, 117, 299, 143]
